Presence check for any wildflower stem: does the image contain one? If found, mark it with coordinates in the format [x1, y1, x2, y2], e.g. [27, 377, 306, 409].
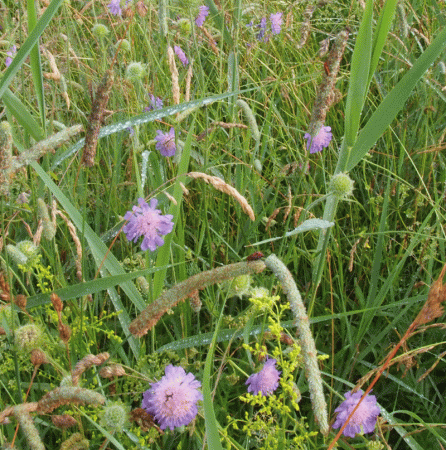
[264, 254, 329, 435]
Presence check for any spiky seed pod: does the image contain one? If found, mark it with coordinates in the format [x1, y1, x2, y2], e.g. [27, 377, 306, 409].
[6, 244, 28, 266]
[92, 23, 110, 38]
[14, 294, 27, 310]
[50, 293, 63, 313]
[264, 254, 329, 436]
[99, 364, 126, 378]
[58, 323, 72, 343]
[37, 387, 106, 414]
[51, 414, 78, 429]
[12, 408, 45, 450]
[82, 70, 114, 167]
[60, 432, 89, 450]
[0, 121, 13, 196]
[37, 198, 56, 240]
[30, 349, 49, 366]
[125, 62, 145, 83]
[329, 172, 354, 199]
[72, 353, 110, 385]
[99, 401, 130, 433]
[14, 324, 44, 352]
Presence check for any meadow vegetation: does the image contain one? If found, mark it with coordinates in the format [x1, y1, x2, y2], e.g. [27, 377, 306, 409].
[1, 0, 446, 448]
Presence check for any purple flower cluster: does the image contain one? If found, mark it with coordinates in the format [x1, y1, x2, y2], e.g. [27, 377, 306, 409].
[174, 45, 189, 66]
[332, 390, 380, 438]
[304, 125, 332, 154]
[142, 365, 203, 430]
[245, 358, 281, 397]
[5, 45, 17, 68]
[145, 94, 163, 112]
[155, 128, 176, 157]
[251, 12, 283, 42]
[107, 0, 121, 15]
[195, 5, 210, 27]
[123, 198, 173, 251]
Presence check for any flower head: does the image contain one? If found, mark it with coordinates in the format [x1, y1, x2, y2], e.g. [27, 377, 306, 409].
[92, 24, 110, 38]
[270, 12, 283, 35]
[123, 198, 174, 252]
[142, 365, 203, 430]
[107, 0, 122, 16]
[126, 62, 145, 82]
[195, 5, 210, 27]
[5, 45, 17, 68]
[145, 94, 163, 111]
[304, 125, 332, 154]
[155, 128, 176, 157]
[246, 358, 281, 396]
[332, 390, 380, 438]
[174, 45, 189, 66]
[257, 17, 267, 41]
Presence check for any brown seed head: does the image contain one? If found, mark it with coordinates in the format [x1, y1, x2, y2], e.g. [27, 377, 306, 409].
[30, 349, 49, 366]
[14, 294, 27, 310]
[58, 323, 72, 343]
[50, 293, 63, 312]
[51, 414, 78, 429]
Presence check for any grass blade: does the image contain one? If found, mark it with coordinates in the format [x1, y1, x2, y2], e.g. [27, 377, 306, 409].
[344, 26, 446, 172]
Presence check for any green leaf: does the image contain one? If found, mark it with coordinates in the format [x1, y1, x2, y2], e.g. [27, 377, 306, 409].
[345, 25, 446, 172]
[368, 0, 399, 84]
[2, 89, 44, 141]
[27, 0, 46, 131]
[343, 0, 373, 149]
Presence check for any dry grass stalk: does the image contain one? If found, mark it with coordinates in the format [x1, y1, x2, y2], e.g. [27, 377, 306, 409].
[129, 260, 266, 336]
[51, 414, 78, 429]
[200, 27, 219, 55]
[167, 46, 180, 106]
[81, 69, 114, 167]
[187, 172, 255, 221]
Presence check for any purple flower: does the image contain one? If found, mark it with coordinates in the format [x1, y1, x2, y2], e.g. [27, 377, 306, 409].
[123, 198, 174, 251]
[270, 12, 283, 35]
[174, 45, 189, 66]
[145, 94, 163, 112]
[256, 17, 267, 41]
[5, 45, 17, 68]
[142, 365, 203, 431]
[155, 128, 176, 157]
[107, 0, 121, 16]
[246, 358, 281, 396]
[195, 5, 209, 27]
[126, 127, 134, 136]
[304, 125, 332, 154]
[332, 390, 380, 438]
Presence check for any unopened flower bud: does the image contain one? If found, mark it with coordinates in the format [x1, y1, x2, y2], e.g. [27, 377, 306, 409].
[126, 62, 145, 82]
[329, 172, 354, 199]
[99, 401, 130, 433]
[92, 23, 110, 38]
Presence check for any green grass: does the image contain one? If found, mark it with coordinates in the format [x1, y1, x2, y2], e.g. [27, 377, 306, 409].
[1, 0, 446, 448]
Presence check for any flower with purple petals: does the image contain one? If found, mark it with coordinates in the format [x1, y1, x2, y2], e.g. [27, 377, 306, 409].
[270, 12, 283, 35]
[304, 125, 332, 154]
[145, 94, 163, 112]
[5, 45, 17, 68]
[332, 390, 380, 438]
[174, 45, 189, 66]
[246, 358, 281, 396]
[155, 128, 176, 157]
[195, 5, 209, 27]
[107, 0, 121, 16]
[123, 198, 173, 252]
[256, 17, 267, 41]
[142, 365, 203, 431]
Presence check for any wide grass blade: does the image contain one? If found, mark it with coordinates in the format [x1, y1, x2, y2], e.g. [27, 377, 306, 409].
[343, 26, 446, 172]
[342, 0, 373, 150]
[26, 0, 46, 131]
